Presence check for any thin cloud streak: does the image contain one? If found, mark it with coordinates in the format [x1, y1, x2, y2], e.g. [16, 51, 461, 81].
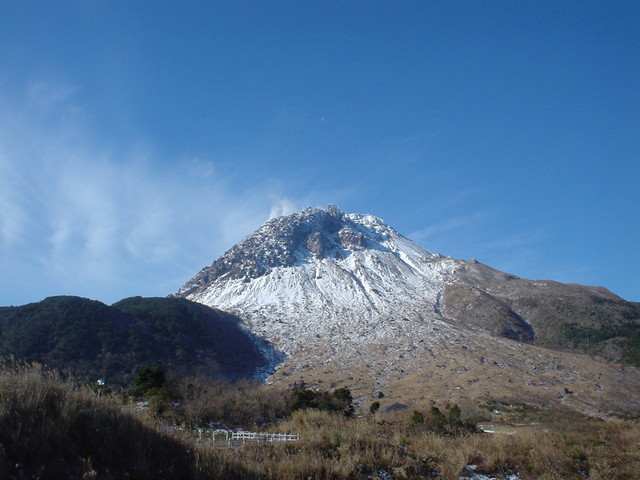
[483, 229, 551, 251]
[407, 208, 554, 282]
[409, 211, 493, 245]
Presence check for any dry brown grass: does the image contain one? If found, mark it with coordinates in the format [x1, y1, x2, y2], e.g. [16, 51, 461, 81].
[1, 360, 639, 479]
[0, 360, 196, 479]
[175, 376, 291, 428]
[188, 407, 640, 480]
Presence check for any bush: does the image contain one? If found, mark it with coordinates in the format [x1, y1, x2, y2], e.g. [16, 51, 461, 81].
[290, 386, 354, 417]
[411, 410, 425, 425]
[131, 365, 166, 397]
[174, 376, 291, 428]
[2, 359, 638, 480]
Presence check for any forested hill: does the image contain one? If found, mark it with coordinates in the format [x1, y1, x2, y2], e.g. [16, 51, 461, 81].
[0, 296, 266, 383]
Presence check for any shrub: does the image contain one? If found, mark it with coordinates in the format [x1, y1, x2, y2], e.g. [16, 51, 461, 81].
[173, 375, 291, 428]
[131, 365, 166, 397]
[411, 410, 425, 425]
[333, 387, 355, 417]
[290, 386, 354, 417]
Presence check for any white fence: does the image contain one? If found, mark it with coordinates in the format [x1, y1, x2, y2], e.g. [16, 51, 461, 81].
[197, 428, 300, 447]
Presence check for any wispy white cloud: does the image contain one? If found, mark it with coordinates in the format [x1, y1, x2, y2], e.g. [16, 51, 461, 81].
[0, 155, 26, 247]
[0, 81, 290, 304]
[268, 196, 297, 219]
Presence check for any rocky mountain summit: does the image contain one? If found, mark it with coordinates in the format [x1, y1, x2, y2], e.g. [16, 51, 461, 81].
[177, 206, 640, 416]
[177, 206, 515, 351]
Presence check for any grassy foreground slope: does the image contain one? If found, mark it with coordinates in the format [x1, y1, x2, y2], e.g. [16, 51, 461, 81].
[1, 361, 639, 480]
[0, 362, 196, 480]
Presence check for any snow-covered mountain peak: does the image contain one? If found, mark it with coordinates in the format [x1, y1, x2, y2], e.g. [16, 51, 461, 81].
[176, 206, 476, 355]
[177, 205, 444, 298]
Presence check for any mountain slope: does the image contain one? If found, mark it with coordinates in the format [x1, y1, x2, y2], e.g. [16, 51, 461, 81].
[443, 280, 640, 365]
[177, 206, 640, 415]
[0, 296, 266, 382]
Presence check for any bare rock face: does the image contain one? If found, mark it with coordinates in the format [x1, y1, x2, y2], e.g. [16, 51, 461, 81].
[338, 226, 365, 249]
[306, 231, 327, 259]
[175, 205, 640, 416]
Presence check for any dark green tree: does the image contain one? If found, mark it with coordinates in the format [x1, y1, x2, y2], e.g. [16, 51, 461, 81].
[333, 387, 354, 417]
[446, 403, 462, 424]
[290, 386, 354, 416]
[429, 406, 445, 425]
[131, 365, 165, 397]
[290, 388, 319, 410]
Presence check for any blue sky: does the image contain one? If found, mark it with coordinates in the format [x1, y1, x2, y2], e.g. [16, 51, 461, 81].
[0, 1, 638, 305]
